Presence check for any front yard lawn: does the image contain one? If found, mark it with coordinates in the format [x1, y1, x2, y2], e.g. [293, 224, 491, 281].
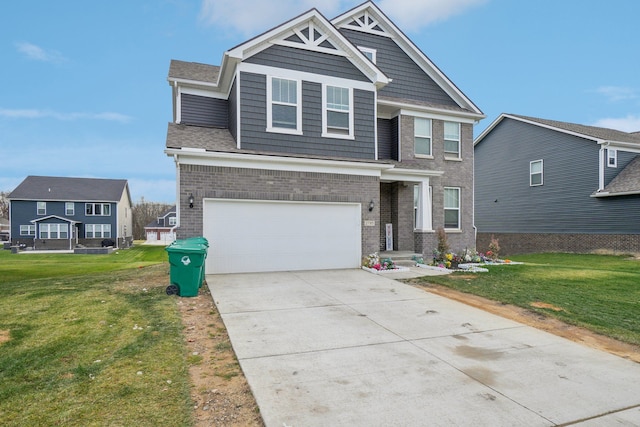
[0, 246, 194, 426]
[413, 253, 640, 346]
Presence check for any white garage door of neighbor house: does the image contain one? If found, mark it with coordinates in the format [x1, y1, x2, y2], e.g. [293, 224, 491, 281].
[203, 199, 362, 274]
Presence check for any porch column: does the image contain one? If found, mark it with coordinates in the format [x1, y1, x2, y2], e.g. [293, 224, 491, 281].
[415, 179, 432, 231]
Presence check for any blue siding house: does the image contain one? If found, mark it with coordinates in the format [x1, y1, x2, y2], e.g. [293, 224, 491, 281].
[8, 176, 133, 250]
[165, 1, 484, 273]
[474, 114, 640, 254]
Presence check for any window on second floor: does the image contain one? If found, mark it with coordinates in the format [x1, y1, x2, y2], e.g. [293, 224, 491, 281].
[323, 85, 353, 139]
[86, 203, 111, 216]
[37, 201, 46, 215]
[65, 202, 75, 216]
[530, 159, 543, 186]
[607, 149, 617, 168]
[444, 121, 460, 159]
[444, 187, 460, 230]
[414, 117, 432, 157]
[267, 77, 301, 134]
[169, 216, 177, 226]
[358, 47, 376, 63]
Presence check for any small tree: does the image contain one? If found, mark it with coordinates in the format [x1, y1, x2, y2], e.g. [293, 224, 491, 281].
[0, 191, 9, 220]
[433, 227, 450, 264]
[488, 235, 500, 260]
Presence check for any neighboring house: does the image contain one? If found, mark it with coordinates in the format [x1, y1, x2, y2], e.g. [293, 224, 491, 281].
[144, 206, 177, 245]
[474, 113, 640, 254]
[0, 218, 9, 241]
[165, 1, 484, 274]
[8, 176, 133, 250]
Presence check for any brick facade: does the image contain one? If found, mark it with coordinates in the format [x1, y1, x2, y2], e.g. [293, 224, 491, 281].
[178, 164, 380, 257]
[477, 232, 640, 255]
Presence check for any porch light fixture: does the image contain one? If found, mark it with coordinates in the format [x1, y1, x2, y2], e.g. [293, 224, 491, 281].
[368, 200, 374, 212]
[188, 193, 194, 208]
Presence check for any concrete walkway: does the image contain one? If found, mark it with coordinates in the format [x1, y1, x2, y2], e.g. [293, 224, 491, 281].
[207, 269, 640, 426]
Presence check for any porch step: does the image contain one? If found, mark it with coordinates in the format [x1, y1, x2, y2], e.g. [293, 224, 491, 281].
[378, 251, 424, 266]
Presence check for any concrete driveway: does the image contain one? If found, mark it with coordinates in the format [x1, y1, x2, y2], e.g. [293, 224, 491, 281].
[207, 269, 640, 426]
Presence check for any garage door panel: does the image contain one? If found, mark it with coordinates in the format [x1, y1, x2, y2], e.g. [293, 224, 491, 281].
[204, 200, 361, 274]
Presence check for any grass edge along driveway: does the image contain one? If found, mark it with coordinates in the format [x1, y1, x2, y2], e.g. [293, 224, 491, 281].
[413, 253, 640, 347]
[0, 246, 195, 426]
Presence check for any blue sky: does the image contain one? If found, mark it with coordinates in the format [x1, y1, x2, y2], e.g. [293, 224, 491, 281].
[2, 0, 639, 203]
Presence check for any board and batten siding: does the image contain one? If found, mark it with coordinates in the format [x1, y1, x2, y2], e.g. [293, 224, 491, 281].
[339, 29, 458, 107]
[239, 72, 376, 159]
[181, 94, 228, 128]
[475, 118, 640, 235]
[245, 45, 369, 82]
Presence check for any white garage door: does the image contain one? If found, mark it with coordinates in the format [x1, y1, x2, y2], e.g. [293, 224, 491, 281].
[204, 199, 361, 274]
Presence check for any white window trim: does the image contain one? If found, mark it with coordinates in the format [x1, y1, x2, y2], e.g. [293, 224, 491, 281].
[607, 149, 617, 168]
[85, 203, 112, 216]
[85, 224, 111, 239]
[444, 187, 461, 231]
[358, 46, 377, 63]
[65, 202, 75, 216]
[39, 223, 69, 239]
[321, 84, 354, 140]
[414, 117, 432, 158]
[20, 224, 35, 235]
[444, 121, 461, 160]
[266, 76, 302, 135]
[530, 159, 544, 186]
[37, 201, 46, 216]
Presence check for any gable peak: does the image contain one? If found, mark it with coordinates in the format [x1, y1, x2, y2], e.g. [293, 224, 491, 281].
[339, 8, 389, 37]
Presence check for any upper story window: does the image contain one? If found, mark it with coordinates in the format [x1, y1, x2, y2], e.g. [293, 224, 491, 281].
[358, 47, 376, 63]
[414, 117, 432, 157]
[65, 202, 75, 216]
[86, 203, 111, 216]
[444, 187, 460, 230]
[530, 159, 543, 186]
[323, 85, 353, 139]
[444, 121, 460, 159]
[607, 149, 617, 168]
[267, 77, 302, 134]
[169, 216, 177, 226]
[37, 201, 46, 215]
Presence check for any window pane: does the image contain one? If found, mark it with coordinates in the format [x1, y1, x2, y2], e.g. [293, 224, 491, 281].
[65, 202, 74, 215]
[273, 104, 297, 129]
[37, 202, 46, 215]
[327, 110, 349, 129]
[531, 173, 542, 186]
[444, 139, 459, 154]
[415, 137, 431, 155]
[444, 122, 459, 140]
[531, 161, 542, 173]
[272, 78, 296, 103]
[103, 204, 110, 216]
[327, 86, 348, 110]
[444, 189, 459, 209]
[86, 204, 93, 215]
[415, 118, 430, 136]
[444, 209, 459, 228]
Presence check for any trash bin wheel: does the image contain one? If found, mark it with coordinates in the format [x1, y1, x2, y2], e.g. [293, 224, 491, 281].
[166, 284, 179, 295]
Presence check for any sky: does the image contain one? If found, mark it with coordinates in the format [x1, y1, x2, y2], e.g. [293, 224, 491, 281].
[2, 0, 639, 203]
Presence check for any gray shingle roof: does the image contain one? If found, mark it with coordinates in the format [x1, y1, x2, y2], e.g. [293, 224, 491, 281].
[166, 123, 238, 152]
[168, 60, 219, 84]
[599, 156, 640, 196]
[8, 176, 128, 202]
[145, 206, 176, 228]
[509, 114, 640, 145]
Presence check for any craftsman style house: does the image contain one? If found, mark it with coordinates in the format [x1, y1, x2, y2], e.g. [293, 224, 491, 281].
[144, 206, 177, 245]
[474, 114, 640, 254]
[166, 1, 484, 273]
[8, 176, 133, 250]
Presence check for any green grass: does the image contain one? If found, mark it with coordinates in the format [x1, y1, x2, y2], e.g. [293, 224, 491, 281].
[414, 253, 640, 346]
[0, 246, 194, 426]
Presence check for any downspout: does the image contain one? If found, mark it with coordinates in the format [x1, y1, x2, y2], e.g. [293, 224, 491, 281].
[174, 154, 181, 237]
[598, 143, 607, 192]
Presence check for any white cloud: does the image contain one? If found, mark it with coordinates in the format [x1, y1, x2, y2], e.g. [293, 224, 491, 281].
[15, 41, 66, 64]
[592, 115, 640, 133]
[0, 108, 132, 123]
[198, 0, 483, 36]
[594, 86, 637, 103]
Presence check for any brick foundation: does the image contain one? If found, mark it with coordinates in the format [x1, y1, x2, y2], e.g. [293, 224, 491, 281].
[477, 232, 640, 255]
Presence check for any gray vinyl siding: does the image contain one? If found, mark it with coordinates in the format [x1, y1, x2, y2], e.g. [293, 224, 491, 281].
[377, 118, 398, 160]
[605, 149, 637, 186]
[229, 79, 238, 140]
[475, 118, 640, 234]
[339, 29, 458, 107]
[239, 72, 375, 159]
[245, 45, 369, 82]
[181, 94, 228, 128]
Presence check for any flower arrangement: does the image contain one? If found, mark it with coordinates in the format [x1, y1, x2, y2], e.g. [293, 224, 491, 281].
[362, 253, 397, 271]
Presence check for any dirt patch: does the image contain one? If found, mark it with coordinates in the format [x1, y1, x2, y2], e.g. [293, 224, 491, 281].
[409, 282, 640, 364]
[0, 330, 10, 345]
[530, 301, 563, 311]
[176, 285, 263, 427]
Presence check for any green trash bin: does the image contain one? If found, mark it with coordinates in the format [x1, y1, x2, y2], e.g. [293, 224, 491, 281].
[183, 237, 208, 287]
[165, 239, 208, 297]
